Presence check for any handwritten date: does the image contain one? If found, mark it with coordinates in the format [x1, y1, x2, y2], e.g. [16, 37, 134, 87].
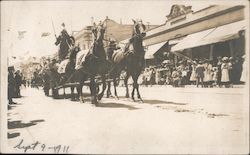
[14, 139, 70, 153]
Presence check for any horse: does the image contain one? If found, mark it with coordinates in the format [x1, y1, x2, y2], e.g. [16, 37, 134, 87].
[107, 19, 146, 101]
[76, 22, 111, 105]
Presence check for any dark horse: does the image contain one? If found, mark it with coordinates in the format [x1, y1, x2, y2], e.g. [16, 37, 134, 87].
[76, 22, 111, 105]
[107, 19, 146, 101]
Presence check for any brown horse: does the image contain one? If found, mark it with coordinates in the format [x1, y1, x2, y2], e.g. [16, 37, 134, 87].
[76, 22, 111, 105]
[107, 19, 146, 101]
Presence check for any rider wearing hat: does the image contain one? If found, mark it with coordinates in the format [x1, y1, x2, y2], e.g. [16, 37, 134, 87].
[55, 23, 71, 61]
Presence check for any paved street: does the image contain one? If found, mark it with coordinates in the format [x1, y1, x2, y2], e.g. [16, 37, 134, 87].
[6, 86, 249, 154]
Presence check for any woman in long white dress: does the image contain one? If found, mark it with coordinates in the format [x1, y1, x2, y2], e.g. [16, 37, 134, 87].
[204, 61, 213, 87]
[189, 61, 197, 85]
[221, 57, 230, 87]
[240, 55, 247, 83]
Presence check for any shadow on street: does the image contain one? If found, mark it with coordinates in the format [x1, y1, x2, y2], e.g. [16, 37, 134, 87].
[8, 132, 20, 139]
[8, 119, 45, 129]
[143, 99, 187, 105]
[97, 102, 139, 110]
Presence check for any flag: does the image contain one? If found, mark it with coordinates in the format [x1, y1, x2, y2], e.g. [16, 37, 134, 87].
[18, 31, 26, 40]
[41, 32, 50, 37]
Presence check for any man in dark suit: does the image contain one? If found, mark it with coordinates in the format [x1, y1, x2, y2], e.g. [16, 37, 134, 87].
[8, 66, 16, 104]
[15, 70, 22, 97]
[195, 61, 205, 88]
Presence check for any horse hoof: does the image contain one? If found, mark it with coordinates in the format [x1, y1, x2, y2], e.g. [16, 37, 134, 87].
[115, 96, 119, 100]
[125, 94, 129, 98]
[97, 94, 103, 101]
[80, 98, 84, 103]
[139, 99, 143, 103]
[91, 99, 98, 105]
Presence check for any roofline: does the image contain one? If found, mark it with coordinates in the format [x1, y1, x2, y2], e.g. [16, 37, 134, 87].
[144, 5, 245, 40]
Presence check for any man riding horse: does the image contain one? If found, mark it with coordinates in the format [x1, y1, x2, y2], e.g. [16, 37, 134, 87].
[55, 23, 75, 61]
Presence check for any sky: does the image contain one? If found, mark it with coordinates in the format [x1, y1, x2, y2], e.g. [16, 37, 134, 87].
[1, 0, 236, 63]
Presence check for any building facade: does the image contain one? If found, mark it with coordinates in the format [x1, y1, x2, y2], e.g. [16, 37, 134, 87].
[74, 16, 158, 50]
[142, 4, 246, 65]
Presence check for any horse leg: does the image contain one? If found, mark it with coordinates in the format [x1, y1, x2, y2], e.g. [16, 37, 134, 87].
[113, 77, 119, 99]
[97, 75, 106, 100]
[90, 77, 98, 105]
[131, 74, 142, 102]
[70, 86, 75, 101]
[77, 82, 84, 103]
[135, 74, 143, 102]
[131, 83, 135, 101]
[124, 73, 130, 98]
[106, 81, 111, 98]
[64, 87, 66, 99]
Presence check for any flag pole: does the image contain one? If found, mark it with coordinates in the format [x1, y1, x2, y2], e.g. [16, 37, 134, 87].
[51, 18, 57, 38]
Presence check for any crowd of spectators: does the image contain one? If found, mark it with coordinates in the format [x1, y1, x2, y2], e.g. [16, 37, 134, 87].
[141, 55, 246, 88]
[8, 67, 27, 104]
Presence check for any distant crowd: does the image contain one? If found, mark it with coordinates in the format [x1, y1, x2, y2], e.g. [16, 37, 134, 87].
[141, 55, 247, 88]
[8, 67, 41, 104]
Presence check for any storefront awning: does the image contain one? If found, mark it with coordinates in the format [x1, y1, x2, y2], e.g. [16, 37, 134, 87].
[144, 42, 167, 59]
[171, 20, 246, 52]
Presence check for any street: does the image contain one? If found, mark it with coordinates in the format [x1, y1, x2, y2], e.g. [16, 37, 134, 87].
[6, 86, 249, 154]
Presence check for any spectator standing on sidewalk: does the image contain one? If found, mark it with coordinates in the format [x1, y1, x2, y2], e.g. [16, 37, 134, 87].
[212, 67, 219, 87]
[186, 60, 192, 85]
[195, 61, 205, 88]
[240, 55, 247, 83]
[204, 60, 213, 87]
[15, 70, 22, 97]
[149, 67, 156, 86]
[221, 57, 230, 87]
[217, 56, 223, 87]
[172, 67, 181, 87]
[228, 57, 234, 87]
[189, 61, 197, 85]
[8, 66, 16, 104]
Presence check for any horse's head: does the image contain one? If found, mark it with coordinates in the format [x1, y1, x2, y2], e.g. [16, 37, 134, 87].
[90, 21, 106, 59]
[129, 19, 147, 56]
[132, 19, 146, 40]
[95, 21, 106, 44]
